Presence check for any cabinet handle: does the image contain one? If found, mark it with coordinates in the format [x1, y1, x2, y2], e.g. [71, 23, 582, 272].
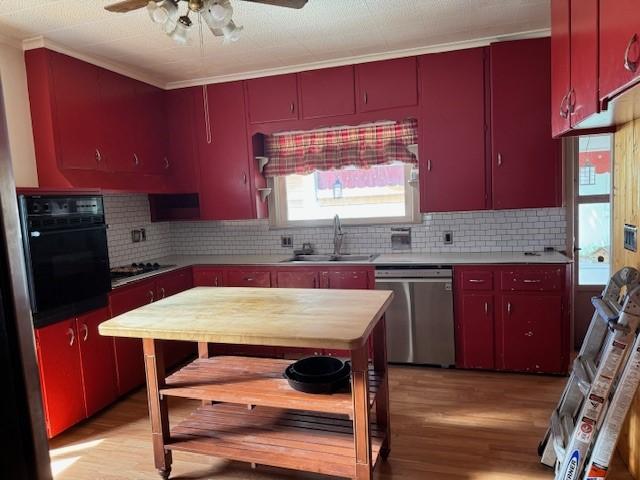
[363, 92, 368, 104]
[524, 331, 534, 337]
[245, 277, 254, 282]
[624, 33, 639, 73]
[95, 148, 102, 164]
[67, 327, 75, 346]
[497, 153, 502, 166]
[468, 279, 485, 283]
[160, 287, 166, 299]
[243, 172, 247, 184]
[507, 302, 512, 315]
[567, 88, 576, 115]
[522, 279, 541, 284]
[559, 91, 570, 119]
[133, 153, 139, 166]
[214, 277, 219, 287]
[80, 323, 88, 342]
[290, 102, 295, 113]
[164, 157, 170, 169]
[427, 160, 432, 172]
[149, 290, 154, 303]
[484, 302, 488, 314]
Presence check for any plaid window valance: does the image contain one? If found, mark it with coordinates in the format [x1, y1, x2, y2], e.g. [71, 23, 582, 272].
[263, 119, 418, 177]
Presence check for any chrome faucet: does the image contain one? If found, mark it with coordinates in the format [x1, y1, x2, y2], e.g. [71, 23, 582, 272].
[333, 214, 345, 257]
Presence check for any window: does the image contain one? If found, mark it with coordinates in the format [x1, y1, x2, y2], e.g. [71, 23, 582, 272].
[575, 135, 612, 285]
[271, 162, 420, 227]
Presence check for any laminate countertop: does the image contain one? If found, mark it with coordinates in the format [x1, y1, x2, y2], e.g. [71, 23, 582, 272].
[99, 287, 394, 350]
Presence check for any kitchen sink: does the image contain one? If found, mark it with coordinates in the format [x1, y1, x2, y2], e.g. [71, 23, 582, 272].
[286, 254, 378, 263]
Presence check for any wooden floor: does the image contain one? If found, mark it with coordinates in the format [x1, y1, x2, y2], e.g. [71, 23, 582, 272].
[49, 365, 634, 480]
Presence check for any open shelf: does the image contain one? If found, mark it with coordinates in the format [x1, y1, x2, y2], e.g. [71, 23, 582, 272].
[167, 403, 385, 479]
[161, 356, 383, 416]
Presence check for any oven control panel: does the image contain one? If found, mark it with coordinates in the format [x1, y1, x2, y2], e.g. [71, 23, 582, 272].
[22, 196, 103, 217]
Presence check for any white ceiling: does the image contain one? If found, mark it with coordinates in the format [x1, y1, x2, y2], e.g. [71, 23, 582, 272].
[0, 0, 551, 88]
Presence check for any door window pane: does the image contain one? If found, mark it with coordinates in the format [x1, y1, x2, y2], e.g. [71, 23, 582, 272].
[578, 135, 611, 196]
[578, 203, 611, 285]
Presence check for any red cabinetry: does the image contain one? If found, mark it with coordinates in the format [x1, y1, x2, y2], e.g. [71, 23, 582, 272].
[490, 38, 562, 209]
[454, 265, 569, 374]
[165, 87, 199, 192]
[551, 0, 572, 137]
[320, 268, 372, 289]
[275, 269, 319, 288]
[156, 268, 193, 299]
[246, 73, 299, 123]
[299, 66, 355, 119]
[193, 267, 224, 287]
[356, 57, 418, 112]
[225, 269, 272, 287]
[599, 0, 640, 102]
[570, 0, 599, 126]
[419, 48, 488, 213]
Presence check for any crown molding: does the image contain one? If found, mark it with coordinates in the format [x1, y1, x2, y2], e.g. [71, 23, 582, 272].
[165, 28, 550, 90]
[21, 36, 166, 89]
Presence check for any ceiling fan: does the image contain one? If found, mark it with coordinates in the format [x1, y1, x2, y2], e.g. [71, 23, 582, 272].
[104, 0, 308, 44]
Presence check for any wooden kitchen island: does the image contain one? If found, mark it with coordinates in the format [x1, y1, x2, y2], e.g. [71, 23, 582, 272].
[98, 287, 394, 480]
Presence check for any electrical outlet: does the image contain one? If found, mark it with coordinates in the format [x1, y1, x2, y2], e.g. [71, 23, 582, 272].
[281, 235, 293, 248]
[131, 229, 142, 243]
[140, 228, 147, 242]
[443, 231, 453, 245]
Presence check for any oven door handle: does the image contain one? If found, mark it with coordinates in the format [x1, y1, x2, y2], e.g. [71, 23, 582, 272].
[30, 225, 108, 237]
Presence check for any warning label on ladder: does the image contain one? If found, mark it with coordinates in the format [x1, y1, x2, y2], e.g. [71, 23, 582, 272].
[585, 463, 608, 480]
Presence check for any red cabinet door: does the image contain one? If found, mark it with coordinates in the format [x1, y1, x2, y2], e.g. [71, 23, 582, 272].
[356, 57, 418, 112]
[496, 294, 563, 373]
[419, 48, 487, 212]
[246, 73, 298, 123]
[109, 280, 155, 394]
[456, 294, 495, 369]
[35, 319, 85, 437]
[551, 0, 572, 137]
[134, 82, 169, 175]
[98, 69, 138, 173]
[225, 269, 271, 287]
[197, 82, 254, 220]
[156, 268, 193, 299]
[48, 51, 104, 171]
[299, 66, 355, 119]
[275, 270, 319, 288]
[322, 269, 370, 289]
[599, 0, 640, 102]
[77, 308, 118, 416]
[491, 38, 562, 209]
[570, 0, 599, 126]
[166, 87, 199, 192]
[193, 267, 224, 287]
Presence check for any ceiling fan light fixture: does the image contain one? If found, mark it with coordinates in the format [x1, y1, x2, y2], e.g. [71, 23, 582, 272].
[147, 0, 177, 24]
[170, 15, 193, 44]
[222, 19, 243, 43]
[201, 0, 233, 31]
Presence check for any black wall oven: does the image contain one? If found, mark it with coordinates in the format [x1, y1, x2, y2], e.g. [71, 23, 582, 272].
[19, 195, 111, 327]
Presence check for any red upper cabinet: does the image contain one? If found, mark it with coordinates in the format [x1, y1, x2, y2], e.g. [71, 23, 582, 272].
[419, 48, 487, 213]
[35, 319, 85, 438]
[570, 0, 599, 126]
[196, 82, 255, 220]
[76, 307, 118, 417]
[299, 66, 355, 119]
[166, 87, 200, 192]
[134, 82, 169, 174]
[46, 51, 104, 171]
[490, 38, 562, 210]
[356, 57, 418, 112]
[551, 0, 572, 137]
[599, 0, 640, 103]
[246, 74, 299, 124]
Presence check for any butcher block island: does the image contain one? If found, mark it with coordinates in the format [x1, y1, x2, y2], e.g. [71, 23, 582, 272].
[99, 286, 394, 480]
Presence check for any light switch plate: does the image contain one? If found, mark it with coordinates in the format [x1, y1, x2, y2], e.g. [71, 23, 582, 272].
[281, 235, 293, 248]
[443, 231, 453, 245]
[624, 224, 637, 252]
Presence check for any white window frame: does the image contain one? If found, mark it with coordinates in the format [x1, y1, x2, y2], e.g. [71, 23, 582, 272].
[268, 163, 421, 229]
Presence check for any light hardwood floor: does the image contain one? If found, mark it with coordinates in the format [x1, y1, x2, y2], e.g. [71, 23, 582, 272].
[49, 365, 634, 480]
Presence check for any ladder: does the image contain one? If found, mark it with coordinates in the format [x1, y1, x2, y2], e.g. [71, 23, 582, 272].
[538, 266, 640, 480]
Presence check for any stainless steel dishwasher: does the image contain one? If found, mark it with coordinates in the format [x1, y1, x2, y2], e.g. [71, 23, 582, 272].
[375, 266, 455, 367]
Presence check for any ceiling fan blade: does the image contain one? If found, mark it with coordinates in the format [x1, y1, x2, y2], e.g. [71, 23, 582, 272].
[241, 0, 308, 9]
[104, 0, 159, 13]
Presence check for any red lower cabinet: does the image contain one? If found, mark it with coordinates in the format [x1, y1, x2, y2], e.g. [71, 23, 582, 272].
[36, 319, 86, 438]
[193, 267, 224, 287]
[275, 270, 319, 288]
[320, 269, 373, 289]
[77, 308, 118, 416]
[454, 265, 569, 374]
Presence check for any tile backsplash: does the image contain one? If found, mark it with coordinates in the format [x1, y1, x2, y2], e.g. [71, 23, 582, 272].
[104, 195, 567, 266]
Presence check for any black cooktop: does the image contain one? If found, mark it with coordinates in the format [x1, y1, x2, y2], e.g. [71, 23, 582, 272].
[110, 262, 168, 280]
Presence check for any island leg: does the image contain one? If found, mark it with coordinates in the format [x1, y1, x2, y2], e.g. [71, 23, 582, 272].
[372, 316, 391, 459]
[143, 339, 172, 479]
[351, 344, 372, 480]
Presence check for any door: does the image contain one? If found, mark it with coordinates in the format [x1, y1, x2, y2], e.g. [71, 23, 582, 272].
[275, 270, 318, 288]
[192, 267, 224, 287]
[156, 268, 193, 299]
[356, 57, 418, 112]
[322, 269, 370, 289]
[491, 38, 562, 209]
[134, 82, 169, 174]
[419, 48, 487, 212]
[570, 0, 599, 126]
[551, 0, 572, 137]
[225, 269, 271, 287]
[77, 307, 117, 416]
[497, 294, 563, 373]
[599, 0, 640, 102]
[166, 87, 199, 192]
[49, 51, 104, 171]
[457, 294, 495, 369]
[109, 280, 155, 394]
[35, 319, 85, 437]
[246, 73, 298, 123]
[299, 66, 355, 119]
[98, 69, 138, 173]
[197, 82, 254, 220]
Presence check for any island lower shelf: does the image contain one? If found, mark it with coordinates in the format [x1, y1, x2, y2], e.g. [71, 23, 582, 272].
[161, 355, 383, 416]
[168, 403, 385, 478]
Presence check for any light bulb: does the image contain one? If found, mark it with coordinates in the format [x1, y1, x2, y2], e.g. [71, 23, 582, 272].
[170, 16, 192, 44]
[222, 19, 242, 42]
[201, 0, 232, 31]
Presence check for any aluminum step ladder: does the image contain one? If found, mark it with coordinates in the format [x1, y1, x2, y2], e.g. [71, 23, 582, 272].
[538, 266, 640, 480]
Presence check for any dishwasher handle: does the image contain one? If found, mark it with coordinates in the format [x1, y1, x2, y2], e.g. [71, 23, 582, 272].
[375, 278, 452, 284]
